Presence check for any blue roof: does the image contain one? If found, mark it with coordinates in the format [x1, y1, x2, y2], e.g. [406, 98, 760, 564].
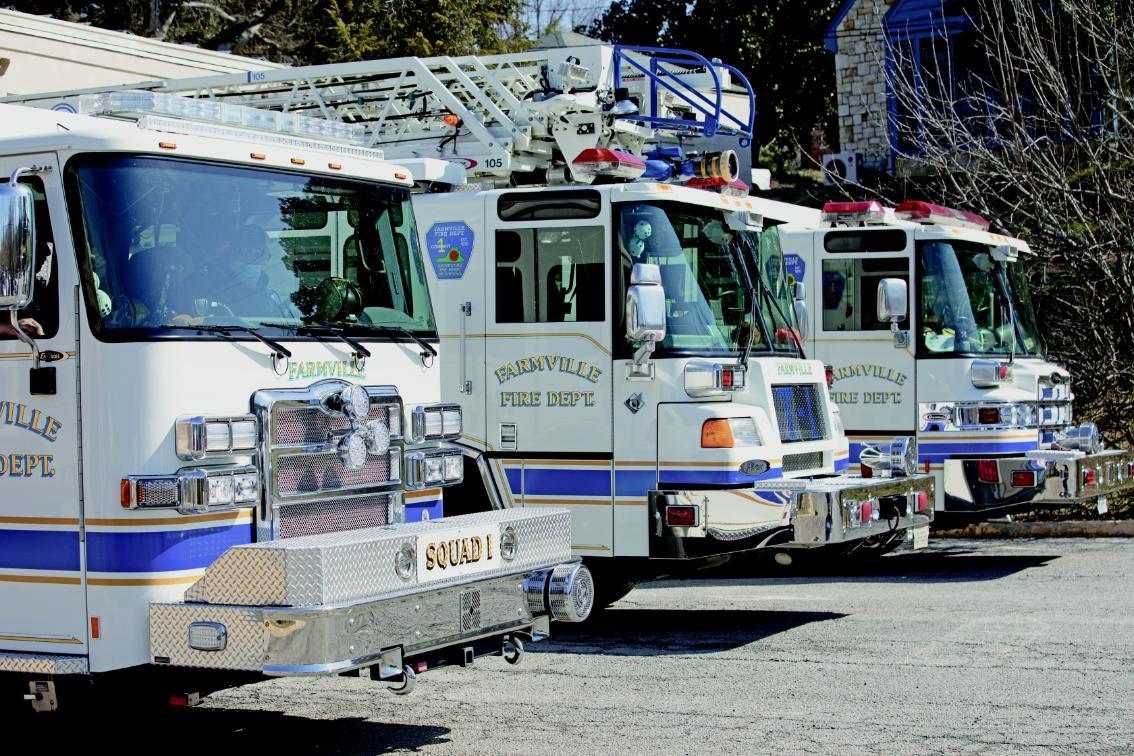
[823, 0, 856, 53]
[824, 0, 973, 53]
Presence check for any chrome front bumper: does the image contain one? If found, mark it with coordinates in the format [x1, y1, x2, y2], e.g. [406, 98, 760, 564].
[942, 448, 1134, 512]
[647, 473, 933, 556]
[149, 509, 588, 677]
[756, 473, 934, 548]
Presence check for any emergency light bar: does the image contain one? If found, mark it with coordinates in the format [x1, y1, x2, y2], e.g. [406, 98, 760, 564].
[687, 176, 750, 197]
[72, 90, 376, 155]
[894, 200, 990, 231]
[572, 148, 647, 180]
[820, 200, 886, 226]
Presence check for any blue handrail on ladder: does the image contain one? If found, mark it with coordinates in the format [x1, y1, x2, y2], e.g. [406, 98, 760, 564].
[612, 45, 756, 148]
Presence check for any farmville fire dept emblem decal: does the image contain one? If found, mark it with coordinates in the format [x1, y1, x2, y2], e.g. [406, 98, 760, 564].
[426, 221, 475, 280]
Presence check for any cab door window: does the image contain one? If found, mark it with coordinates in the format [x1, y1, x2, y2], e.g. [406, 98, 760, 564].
[822, 257, 908, 331]
[495, 226, 604, 323]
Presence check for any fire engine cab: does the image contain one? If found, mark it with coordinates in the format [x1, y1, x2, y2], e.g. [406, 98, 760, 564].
[773, 199, 1134, 521]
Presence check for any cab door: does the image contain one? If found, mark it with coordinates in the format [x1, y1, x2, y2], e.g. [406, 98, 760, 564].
[484, 190, 614, 553]
[807, 228, 917, 462]
[0, 155, 88, 655]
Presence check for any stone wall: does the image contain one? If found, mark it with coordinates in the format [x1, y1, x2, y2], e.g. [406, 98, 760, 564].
[833, 0, 893, 170]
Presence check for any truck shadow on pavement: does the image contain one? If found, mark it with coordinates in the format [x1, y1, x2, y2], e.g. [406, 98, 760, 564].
[25, 707, 452, 754]
[538, 608, 846, 656]
[690, 543, 1061, 585]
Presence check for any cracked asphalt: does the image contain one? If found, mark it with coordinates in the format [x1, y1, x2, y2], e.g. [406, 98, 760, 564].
[35, 539, 1134, 753]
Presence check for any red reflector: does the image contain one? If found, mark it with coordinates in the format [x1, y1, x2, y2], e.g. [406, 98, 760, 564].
[120, 479, 132, 508]
[912, 490, 929, 513]
[90, 616, 100, 639]
[1083, 469, 1097, 486]
[977, 460, 1000, 483]
[413, 660, 428, 673]
[824, 365, 835, 387]
[666, 505, 698, 527]
[998, 363, 1009, 380]
[860, 500, 873, 523]
[721, 369, 733, 388]
[1011, 470, 1036, 487]
[168, 694, 191, 707]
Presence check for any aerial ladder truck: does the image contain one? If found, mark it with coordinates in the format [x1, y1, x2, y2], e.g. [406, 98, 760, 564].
[14, 43, 937, 605]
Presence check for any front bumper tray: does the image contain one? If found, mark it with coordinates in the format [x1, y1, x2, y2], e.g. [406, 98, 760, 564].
[150, 509, 573, 676]
[1030, 448, 1134, 503]
[749, 473, 935, 547]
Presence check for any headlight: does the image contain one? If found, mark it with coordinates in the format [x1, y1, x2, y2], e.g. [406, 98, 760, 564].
[122, 465, 260, 515]
[409, 404, 462, 443]
[405, 448, 464, 488]
[175, 415, 258, 460]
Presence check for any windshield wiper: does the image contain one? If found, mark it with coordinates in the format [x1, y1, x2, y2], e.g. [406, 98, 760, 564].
[156, 323, 292, 359]
[265, 322, 371, 361]
[739, 238, 806, 360]
[337, 323, 438, 357]
[301, 319, 437, 355]
[732, 236, 768, 368]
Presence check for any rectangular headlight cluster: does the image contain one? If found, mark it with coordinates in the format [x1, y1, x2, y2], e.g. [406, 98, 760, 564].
[120, 465, 259, 516]
[176, 415, 258, 460]
[404, 448, 464, 489]
[684, 362, 746, 397]
[409, 404, 462, 443]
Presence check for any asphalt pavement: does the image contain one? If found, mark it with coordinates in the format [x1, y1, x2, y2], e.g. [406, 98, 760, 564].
[34, 539, 1134, 754]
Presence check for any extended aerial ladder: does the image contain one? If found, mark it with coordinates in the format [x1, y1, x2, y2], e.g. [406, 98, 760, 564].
[8, 44, 755, 186]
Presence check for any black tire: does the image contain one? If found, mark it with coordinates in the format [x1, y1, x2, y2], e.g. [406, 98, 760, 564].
[582, 559, 639, 614]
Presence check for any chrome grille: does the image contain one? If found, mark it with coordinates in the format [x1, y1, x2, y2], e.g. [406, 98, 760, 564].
[771, 384, 829, 443]
[137, 478, 179, 506]
[460, 588, 483, 632]
[274, 405, 392, 445]
[783, 451, 824, 473]
[276, 451, 393, 497]
[255, 381, 404, 540]
[277, 493, 392, 539]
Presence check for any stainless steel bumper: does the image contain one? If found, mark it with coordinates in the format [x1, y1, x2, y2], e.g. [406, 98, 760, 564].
[751, 473, 935, 548]
[648, 473, 933, 556]
[149, 508, 585, 676]
[942, 448, 1134, 511]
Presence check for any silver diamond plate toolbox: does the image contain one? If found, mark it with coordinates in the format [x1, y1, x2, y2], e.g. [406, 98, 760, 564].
[184, 508, 571, 607]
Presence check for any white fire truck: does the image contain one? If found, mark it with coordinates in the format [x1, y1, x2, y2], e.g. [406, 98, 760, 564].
[770, 199, 1134, 522]
[0, 93, 593, 713]
[35, 44, 939, 604]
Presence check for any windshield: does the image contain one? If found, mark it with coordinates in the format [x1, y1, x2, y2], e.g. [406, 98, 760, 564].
[66, 155, 435, 338]
[917, 240, 1043, 356]
[618, 201, 762, 355]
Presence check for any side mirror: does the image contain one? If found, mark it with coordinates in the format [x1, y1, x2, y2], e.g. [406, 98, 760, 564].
[877, 278, 909, 349]
[794, 299, 809, 339]
[792, 281, 805, 302]
[876, 278, 907, 324]
[625, 263, 666, 344]
[0, 173, 36, 311]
